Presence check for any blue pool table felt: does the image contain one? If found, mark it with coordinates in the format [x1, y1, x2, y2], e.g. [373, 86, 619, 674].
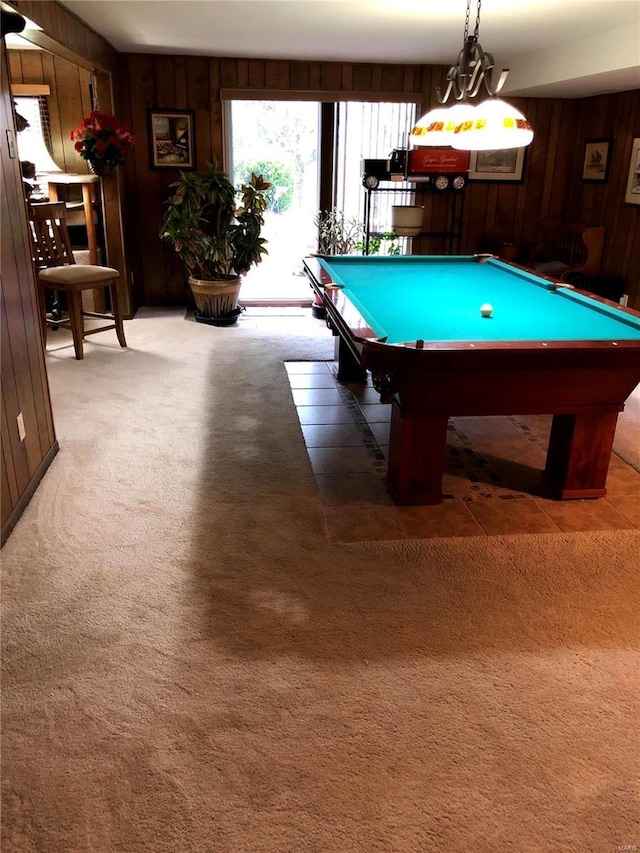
[318, 256, 640, 344]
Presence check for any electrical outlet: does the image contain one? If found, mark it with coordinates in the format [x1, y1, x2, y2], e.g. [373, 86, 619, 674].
[17, 412, 26, 442]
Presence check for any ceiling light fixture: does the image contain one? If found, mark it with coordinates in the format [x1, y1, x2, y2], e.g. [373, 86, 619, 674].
[410, 0, 534, 151]
[452, 95, 533, 150]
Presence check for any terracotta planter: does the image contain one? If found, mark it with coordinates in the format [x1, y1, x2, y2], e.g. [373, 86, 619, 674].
[188, 275, 242, 323]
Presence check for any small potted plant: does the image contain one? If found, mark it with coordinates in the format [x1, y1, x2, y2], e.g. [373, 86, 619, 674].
[313, 207, 364, 255]
[309, 208, 364, 318]
[309, 209, 399, 317]
[160, 161, 271, 325]
[69, 109, 134, 176]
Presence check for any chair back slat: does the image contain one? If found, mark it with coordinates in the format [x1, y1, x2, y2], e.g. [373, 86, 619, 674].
[28, 202, 77, 270]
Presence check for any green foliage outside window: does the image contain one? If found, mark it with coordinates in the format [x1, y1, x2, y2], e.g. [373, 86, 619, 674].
[234, 160, 294, 213]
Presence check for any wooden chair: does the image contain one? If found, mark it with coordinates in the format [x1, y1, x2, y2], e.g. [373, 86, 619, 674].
[27, 202, 127, 360]
[530, 218, 606, 280]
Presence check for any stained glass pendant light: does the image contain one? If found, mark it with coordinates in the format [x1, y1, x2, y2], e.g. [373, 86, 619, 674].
[410, 0, 534, 151]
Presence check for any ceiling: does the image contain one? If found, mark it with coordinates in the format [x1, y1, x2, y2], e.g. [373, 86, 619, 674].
[21, 0, 640, 97]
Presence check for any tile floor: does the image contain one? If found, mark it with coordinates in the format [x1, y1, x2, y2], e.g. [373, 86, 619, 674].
[285, 359, 640, 543]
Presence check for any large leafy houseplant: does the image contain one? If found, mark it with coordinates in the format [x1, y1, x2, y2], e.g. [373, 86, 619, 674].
[160, 161, 270, 323]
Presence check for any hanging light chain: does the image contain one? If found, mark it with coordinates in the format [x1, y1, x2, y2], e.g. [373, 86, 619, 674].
[437, 0, 508, 104]
[463, 0, 482, 45]
[474, 0, 482, 41]
[463, 0, 471, 42]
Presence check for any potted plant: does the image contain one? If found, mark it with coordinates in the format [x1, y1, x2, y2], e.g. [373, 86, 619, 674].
[313, 207, 364, 255]
[69, 109, 134, 176]
[313, 207, 401, 256]
[160, 161, 271, 325]
[309, 208, 364, 318]
[309, 209, 400, 317]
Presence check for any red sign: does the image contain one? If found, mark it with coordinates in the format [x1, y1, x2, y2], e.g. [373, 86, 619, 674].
[409, 149, 470, 174]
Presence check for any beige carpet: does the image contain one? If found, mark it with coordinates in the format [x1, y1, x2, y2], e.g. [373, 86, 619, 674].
[2, 308, 639, 853]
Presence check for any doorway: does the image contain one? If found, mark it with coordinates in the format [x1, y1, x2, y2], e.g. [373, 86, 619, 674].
[228, 99, 320, 304]
[226, 98, 418, 305]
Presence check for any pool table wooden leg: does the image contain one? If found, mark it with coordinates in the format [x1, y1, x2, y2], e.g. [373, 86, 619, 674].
[545, 409, 620, 499]
[335, 335, 368, 384]
[386, 401, 449, 504]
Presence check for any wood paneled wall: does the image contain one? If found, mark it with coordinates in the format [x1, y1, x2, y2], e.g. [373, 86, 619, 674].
[8, 49, 93, 173]
[1, 1, 118, 544]
[460, 91, 640, 307]
[5, 2, 640, 308]
[117, 53, 640, 309]
[117, 54, 443, 307]
[7, 0, 640, 309]
[1, 38, 58, 545]
[10, 0, 117, 73]
[565, 91, 640, 305]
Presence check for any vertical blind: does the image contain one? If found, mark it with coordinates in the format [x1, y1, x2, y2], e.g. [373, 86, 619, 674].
[333, 100, 417, 249]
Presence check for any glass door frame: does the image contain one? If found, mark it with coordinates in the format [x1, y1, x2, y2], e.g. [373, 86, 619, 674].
[221, 91, 422, 305]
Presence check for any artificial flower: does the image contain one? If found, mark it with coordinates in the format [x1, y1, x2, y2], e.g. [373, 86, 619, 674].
[69, 110, 134, 164]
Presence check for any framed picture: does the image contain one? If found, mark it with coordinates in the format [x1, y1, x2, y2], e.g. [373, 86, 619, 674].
[624, 137, 640, 205]
[468, 148, 525, 182]
[581, 138, 612, 183]
[148, 109, 195, 170]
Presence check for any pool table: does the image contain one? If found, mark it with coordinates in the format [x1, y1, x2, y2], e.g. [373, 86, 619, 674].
[303, 254, 640, 505]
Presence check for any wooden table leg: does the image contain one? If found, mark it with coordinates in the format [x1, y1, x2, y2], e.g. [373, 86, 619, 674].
[47, 180, 99, 265]
[386, 400, 449, 504]
[81, 182, 99, 266]
[336, 335, 367, 384]
[545, 409, 620, 498]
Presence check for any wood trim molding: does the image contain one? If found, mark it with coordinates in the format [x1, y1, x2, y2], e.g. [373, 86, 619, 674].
[8, 2, 118, 72]
[8, 29, 97, 72]
[220, 88, 422, 103]
[11, 83, 51, 95]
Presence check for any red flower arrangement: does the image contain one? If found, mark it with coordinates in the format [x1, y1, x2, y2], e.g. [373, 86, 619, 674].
[69, 110, 134, 165]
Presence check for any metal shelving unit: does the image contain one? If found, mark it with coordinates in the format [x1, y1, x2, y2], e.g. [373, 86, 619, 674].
[363, 183, 465, 256]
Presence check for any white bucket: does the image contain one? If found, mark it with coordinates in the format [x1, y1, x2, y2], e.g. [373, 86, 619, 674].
[391, 205, 424, 237]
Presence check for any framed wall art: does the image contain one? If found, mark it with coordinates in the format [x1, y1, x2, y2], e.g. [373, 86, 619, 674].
[624, 137, 640, 205]
[468, 147, 526, 182]
[581, 138, 612, 183]
[148, 109, 195, 170]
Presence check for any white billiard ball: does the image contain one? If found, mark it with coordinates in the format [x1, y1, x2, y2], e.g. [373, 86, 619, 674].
[480, 303, 493, 318]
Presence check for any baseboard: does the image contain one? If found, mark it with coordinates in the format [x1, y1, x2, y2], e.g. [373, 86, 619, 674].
[1, 441, 59, 547]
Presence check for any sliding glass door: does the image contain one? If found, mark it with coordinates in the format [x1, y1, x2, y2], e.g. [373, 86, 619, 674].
[333, 100, 417, 232]
[228, 99, 320, 303]
[226, 98, 417, 304]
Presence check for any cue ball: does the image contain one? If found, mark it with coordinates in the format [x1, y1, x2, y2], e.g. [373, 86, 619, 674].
[480, 303, 493, 318]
